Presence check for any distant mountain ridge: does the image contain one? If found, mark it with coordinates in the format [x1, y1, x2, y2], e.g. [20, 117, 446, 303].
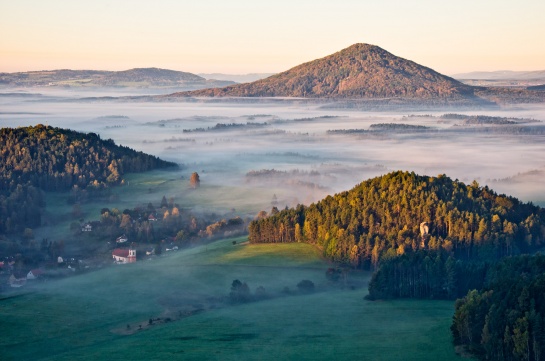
[198, 73, 276, 83]
[453, 70, 545, 81]
[0, 67, 234, 89]
[453, 70, 545, 88]
[168, 44, 477, 100]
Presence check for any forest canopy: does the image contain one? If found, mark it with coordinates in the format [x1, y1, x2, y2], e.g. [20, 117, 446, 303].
[249, 171, 545, 268]
[0, 124, 176, 193]
[0, 124, 177, 233]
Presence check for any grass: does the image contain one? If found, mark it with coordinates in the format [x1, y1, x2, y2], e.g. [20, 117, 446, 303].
[216, 242, 326, 267]
[0, 239, 469, 361]
[36, 168, 276, 243]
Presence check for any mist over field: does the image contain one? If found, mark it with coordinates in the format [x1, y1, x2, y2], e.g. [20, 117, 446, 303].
[1, 88, 544, 212]
[2, 86, 545, 361]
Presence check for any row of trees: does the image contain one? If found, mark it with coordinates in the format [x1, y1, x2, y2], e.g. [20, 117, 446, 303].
[366, 250, 488, 300]
[92, 195, 247, 245]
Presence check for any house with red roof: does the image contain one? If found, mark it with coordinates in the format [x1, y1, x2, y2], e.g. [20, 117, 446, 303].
[27, 269, 44, 280]
[112, 248, 136, 264]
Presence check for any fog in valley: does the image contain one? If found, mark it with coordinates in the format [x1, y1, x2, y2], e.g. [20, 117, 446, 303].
[2, 88, 544, 213]
[3, 88, 545, 360]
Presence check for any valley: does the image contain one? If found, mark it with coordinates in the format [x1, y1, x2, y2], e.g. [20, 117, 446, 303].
[1, 238, 461, 361]
[1, 42, 545, 360]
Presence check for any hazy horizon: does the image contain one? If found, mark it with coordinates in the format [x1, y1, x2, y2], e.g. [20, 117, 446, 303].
[2, 91, 544, 211]
[1, 1, 544, 75]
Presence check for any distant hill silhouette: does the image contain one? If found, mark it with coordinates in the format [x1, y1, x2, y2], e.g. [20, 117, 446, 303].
[95, 67, 204, 86]
[169, 44, 476, 100]
[198, 73, 276, 83]
[0, 68, 233, 89]
[453, 70, 545, 81]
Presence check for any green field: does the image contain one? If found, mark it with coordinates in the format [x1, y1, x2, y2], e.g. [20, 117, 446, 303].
[0, 239, 468, 360]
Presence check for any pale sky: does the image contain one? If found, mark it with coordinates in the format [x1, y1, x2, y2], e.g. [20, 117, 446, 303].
[1, 0, 544, 75]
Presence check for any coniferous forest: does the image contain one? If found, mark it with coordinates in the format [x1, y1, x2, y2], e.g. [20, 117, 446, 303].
[249, 171, 545, 359]
[249, 171, 545, 267]
[452, 255, 545, 360]
[0, 125, 177, 233]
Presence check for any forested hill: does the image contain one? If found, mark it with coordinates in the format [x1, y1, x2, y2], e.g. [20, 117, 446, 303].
[0, 124, 176, 193]
[168, 43, 477, 100]
[452, 255, 545, 360]
[248, 171, 545, 267]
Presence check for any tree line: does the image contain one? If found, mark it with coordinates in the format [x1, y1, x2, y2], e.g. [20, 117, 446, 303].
[91, 195, 248, 246]
[366, 250, 489, 300]
[249, 171, 545, 268]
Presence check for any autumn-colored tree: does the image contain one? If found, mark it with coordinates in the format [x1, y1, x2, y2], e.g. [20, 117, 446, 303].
[189, 172, 200, 188]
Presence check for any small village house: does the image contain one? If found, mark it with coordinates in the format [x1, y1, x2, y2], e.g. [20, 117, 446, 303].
[112, 248, 136, 264]
[116, 235, 128, 243]
[9, 274, 27, 288]
[27, 269, 44, 280]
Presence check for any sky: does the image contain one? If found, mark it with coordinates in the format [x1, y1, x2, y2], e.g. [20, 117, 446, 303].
[1, 0, 544, 75]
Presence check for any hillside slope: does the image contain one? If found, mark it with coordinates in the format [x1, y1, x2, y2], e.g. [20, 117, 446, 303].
[249, 171, 545, 267]
[0, 124, 176, 193]
[170, 44, 477, 100]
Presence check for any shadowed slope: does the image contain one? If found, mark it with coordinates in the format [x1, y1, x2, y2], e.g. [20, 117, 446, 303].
[169, 44, 476, 100]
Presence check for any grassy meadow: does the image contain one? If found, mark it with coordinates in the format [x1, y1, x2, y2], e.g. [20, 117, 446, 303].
[0, 239, 468, 360]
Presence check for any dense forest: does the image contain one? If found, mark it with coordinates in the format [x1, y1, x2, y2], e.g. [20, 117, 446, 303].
[366, 250, 489, 300]
[0, 124, 176, 233]
[452, 255, 545, 360]
[0, 124, 176, 192]
[249, 171, 545, 267]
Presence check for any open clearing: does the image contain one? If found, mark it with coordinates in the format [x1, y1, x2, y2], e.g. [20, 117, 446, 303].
[0, 239, 468, 360]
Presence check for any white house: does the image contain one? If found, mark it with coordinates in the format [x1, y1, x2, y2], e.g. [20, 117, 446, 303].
[9, 274, 26, 288]
[112, 248, 136, 264]
[116, 235, 128, 243]
[82, 224, 92, 232]
[27, 269, 44, 280]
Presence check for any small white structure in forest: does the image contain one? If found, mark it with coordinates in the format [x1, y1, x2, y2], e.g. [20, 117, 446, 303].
[420, 221, 430, 248]
[420, 222, 429, 237]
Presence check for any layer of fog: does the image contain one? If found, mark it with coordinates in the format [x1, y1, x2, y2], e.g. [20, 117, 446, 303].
[2, 90, 545, 214]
